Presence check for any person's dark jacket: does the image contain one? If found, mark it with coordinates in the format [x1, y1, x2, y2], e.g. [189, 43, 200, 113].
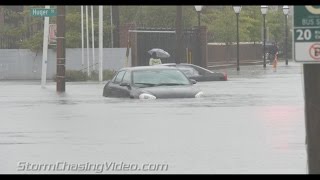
[270, 45, 278, 55]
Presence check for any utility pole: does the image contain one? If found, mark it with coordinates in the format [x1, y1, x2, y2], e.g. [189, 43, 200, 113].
[91, 6, 95, 71]
[99, 6, 103, 82]
[284, 14, 288, 65]
[263, 14, 266, 68]
[81, 6, 84, 68]
[236, 13, 240, 71]
[175, 6, 182, 64]
[86, 6, 90, 77]
[110, 6, 113, 48]
[56, 6, 66, 92]
[112, 6, 120, 47]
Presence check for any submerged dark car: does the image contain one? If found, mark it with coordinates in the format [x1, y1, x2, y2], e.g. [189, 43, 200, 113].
[103, 66, 204, 99]
[160, 63, 227, 81]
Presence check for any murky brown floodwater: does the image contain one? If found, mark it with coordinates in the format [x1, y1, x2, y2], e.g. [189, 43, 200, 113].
[0, 63, 306, 174]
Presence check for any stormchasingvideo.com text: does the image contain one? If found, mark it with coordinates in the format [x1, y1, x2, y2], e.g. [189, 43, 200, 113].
[17, 161, 169, 173]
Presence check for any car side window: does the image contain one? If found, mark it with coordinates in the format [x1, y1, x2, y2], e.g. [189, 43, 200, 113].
[122, 71, 131, 84]
[113, 71, 126, 84]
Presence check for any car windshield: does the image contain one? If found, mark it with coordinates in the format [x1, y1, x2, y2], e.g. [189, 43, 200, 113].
[190, 65, 214, 74]
[132, 69, 191, 88]
[177, 67, 200, 76]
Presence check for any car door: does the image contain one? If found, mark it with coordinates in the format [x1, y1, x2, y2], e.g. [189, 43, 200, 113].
[117, 71, 132, 98]
[108, 70, 126, 97]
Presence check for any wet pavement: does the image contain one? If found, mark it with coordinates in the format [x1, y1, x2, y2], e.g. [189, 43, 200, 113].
[0, 61, 307, 174]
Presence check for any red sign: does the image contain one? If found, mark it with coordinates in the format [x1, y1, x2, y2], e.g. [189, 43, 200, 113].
[49, 24, 57, 45]
[309, 43, 320, 61]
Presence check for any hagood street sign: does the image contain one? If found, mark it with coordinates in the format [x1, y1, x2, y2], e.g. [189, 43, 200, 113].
[293, 5, 320, 63]
[30, 8, 57, 17]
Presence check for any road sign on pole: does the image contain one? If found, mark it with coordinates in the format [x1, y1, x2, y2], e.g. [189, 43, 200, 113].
[30, 8, 57, 17]
[293, 6, 320, 63]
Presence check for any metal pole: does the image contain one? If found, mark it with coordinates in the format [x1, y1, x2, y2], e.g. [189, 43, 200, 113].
[86, 6, 90, 76]
[303, 64, 320, 174]
[236, 13, 240, 71]
[263, 14, 266, 68]
[175, 6, 182, 64]
[285, 14, 288, 65]
[91, 6, 95, 71]
[81, 6, 84, 67]
[41, 5, 50, 88]
[99, 6, 103, 82]
[110, 6, 113, 48]
[197, 11, 200, 27]
[56, 6, 66, 92]
[112, 6, 120, 47]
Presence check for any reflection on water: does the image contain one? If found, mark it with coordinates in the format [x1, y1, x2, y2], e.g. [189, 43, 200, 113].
[0, 63, 307, 174]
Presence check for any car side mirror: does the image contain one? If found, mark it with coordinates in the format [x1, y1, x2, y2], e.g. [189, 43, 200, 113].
[190, 79, 197, 84]
[120, 82, 131, 89]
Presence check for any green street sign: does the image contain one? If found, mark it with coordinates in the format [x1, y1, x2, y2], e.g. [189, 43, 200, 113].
[294, 28, 320, 42]
[293, 6, 320, 63]
[30, 8, 57, 17]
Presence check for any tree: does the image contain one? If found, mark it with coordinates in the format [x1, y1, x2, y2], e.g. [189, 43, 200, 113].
[120, 6, 195, 29]
[240, 6, 262, 42]
[202, 6, 236, 44]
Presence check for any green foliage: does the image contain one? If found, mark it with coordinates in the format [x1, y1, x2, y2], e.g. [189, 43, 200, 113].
[120, 6, 197, 28]
[267, 11, 285, 44]
[1, 5, 292, 55]
[240, 6, 262, 42]
[20, 31, 43, 52]
[90, 69, 116, 81]
[65, 70, 88, 82]
[54, 69, 116, 82]
[203, 6, 236, 44]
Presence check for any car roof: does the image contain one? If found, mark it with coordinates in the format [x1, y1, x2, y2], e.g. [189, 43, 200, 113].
[119, 66, 177, 72]
[161, 63, 198, 66]
[161, 63, 214, 73]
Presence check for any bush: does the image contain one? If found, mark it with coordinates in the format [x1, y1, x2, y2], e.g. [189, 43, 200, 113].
[53, 69, 116, 82]
[65, 70, 88, 82]
[89, 69, 116, 81]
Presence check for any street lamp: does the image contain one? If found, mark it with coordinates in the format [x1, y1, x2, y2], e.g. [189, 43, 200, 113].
[194, 6, 203, 67]
[283, 5, 289, 65]
[261, 5, 268, 68]
[194, 6, 203, 27]
[233, 6, 242, 71]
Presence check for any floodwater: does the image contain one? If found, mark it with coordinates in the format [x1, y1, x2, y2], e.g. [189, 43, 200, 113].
[0, 62, 307, 174]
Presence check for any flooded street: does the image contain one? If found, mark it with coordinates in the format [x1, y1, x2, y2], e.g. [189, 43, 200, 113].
[0, 63, 307, 174]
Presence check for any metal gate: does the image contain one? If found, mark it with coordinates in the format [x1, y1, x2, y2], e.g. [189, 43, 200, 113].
[133, 28, 200, 66]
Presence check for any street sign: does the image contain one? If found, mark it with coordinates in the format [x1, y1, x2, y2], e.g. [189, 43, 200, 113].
[293, 6, 320, 63]
[30, 8, 57, 17]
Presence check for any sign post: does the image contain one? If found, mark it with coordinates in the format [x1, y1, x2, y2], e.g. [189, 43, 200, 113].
[41, 6, 50, 88]
[294, 5, 320, 174]
[31, 6, 54, 88]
